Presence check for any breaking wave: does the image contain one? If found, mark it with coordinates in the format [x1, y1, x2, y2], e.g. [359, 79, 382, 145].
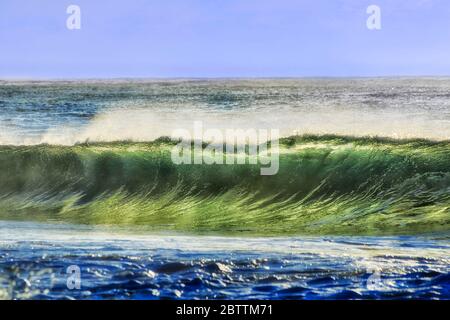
[0, 134, 448, 235]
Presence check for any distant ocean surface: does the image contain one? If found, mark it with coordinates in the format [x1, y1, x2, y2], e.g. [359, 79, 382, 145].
[0, 79, 449, 299]
[1, 78, 449, 144]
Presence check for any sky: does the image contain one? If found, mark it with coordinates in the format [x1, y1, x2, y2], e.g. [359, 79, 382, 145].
[1, 0, 450, 78]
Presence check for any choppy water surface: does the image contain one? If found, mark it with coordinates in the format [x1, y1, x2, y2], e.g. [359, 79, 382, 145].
[0, 221, 448, 300]
[1, 78, 450, 144]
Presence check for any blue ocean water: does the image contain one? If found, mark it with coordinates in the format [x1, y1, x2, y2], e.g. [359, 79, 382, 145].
[0, 221, 448, 300]
[1, 78, 450, 144]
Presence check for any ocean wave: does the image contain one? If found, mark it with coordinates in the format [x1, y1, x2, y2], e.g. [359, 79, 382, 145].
[0, 134, 448, 235]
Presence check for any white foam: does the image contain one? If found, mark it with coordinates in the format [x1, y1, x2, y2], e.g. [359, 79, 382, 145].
[2, 106, 448, 145]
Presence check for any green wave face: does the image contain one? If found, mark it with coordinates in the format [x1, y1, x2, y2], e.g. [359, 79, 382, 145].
[0, 135, 449, 235]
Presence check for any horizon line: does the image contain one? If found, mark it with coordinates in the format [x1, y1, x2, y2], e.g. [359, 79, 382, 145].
[2, 75, 450, 82]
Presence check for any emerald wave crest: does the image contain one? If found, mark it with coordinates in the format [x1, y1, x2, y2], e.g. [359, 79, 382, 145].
[0, 134, 448, 235]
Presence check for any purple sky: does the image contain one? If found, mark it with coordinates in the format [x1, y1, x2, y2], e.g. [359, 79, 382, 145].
[1, 0, 450, 78]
